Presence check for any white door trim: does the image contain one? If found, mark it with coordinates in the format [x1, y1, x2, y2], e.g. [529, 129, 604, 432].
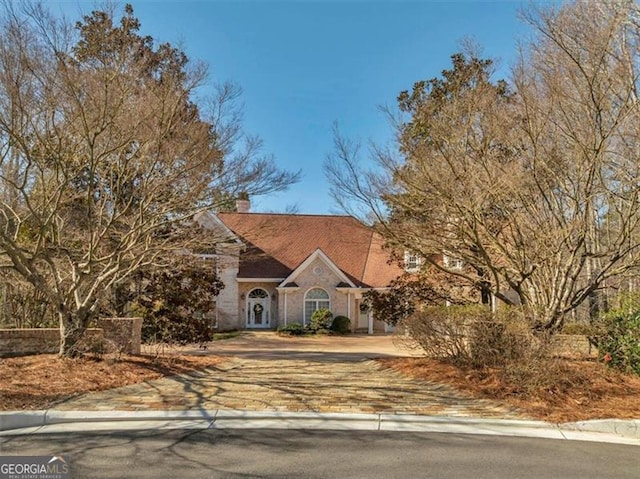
[246, 288, 271, 328]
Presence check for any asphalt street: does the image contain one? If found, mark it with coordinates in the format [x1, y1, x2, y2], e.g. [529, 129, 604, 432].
[1, 429, 638, 479]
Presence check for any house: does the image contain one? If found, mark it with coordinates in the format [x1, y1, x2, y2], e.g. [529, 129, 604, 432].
[194, 203, 403, 333]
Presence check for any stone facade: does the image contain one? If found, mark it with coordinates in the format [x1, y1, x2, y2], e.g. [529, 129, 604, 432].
[281, 257, 350, 326]
[215, 253, 389, 332]
[215, 250, 241, 331]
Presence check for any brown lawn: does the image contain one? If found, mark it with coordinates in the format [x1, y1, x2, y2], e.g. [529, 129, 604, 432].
[0, 353, 223, 411]
[378, 357, 640, 423]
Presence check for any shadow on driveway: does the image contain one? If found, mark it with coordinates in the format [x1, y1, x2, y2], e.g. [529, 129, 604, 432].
[169, 332, 424, 362]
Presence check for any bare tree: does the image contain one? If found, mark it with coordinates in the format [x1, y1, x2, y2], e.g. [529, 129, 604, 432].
[0, 2, 298, 355]
[326, 1, 640, 331]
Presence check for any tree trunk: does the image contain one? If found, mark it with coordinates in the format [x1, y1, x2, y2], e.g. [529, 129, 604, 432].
[59, 309, 90, 357]
[537, 310, 564, 332]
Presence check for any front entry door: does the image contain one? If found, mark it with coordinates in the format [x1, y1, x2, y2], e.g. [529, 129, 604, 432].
[246, 289, 270, 328]
[358, 302, 369, 330]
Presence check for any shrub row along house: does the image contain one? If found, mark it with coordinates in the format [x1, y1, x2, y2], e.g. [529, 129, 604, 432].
[195, 200, 402, 333]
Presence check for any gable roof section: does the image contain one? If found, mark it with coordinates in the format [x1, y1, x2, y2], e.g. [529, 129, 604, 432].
[194, 210, 244, 246]
[216, 212, 402, 288]
[279, 248, 356, 288]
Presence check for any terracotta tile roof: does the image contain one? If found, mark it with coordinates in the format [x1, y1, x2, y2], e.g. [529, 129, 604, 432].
[216, 213, 402, 288]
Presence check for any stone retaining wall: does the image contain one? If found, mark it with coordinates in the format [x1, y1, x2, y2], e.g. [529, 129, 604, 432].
[0, 317, 142, 357]
[97, 317, 142, 355]
[549, 334, 595, 358]
[0, 328, 103, 357]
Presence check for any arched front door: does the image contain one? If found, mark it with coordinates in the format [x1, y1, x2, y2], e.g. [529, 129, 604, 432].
[246, 288, 270, 328]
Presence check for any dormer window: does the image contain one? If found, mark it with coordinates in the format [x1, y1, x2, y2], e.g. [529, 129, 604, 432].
[443, 254, 464, 270]
[404, 251, 421, 272]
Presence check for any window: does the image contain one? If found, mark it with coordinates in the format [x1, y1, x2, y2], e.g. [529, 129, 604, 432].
[304, 288, 330, 324]
[443, 254, 464, 270]
[248, 288, 269, 299]
[404, 251, 421, 272]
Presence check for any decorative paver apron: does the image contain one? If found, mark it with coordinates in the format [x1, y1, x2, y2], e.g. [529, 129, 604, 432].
[55, 357, 523, 418]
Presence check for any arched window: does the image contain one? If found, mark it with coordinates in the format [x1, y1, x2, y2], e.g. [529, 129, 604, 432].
[248, 288, 269, 299]
[304, 287, 330, 324]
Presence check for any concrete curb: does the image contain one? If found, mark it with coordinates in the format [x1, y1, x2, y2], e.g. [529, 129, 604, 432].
[0, 411, 47, 431]
[0, 410, 638, 445]
[559, 419, 640, 438]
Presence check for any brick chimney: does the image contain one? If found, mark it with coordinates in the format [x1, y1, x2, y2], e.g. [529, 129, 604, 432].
[236, 193, 250, 213]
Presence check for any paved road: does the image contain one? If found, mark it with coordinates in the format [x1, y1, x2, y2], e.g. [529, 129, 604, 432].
[1, 429, 638, 478]
[57, 334, 521, 418]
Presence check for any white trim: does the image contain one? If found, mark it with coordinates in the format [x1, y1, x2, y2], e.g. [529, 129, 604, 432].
[443, 253, 464, 270]
[404, 250, 422, 272]
[278, 248, 356, 288]
[336, 287, 362, 293]
[337, 286, 386, 300]
[237, 278, 285, 283]
[283, 291, 288, 326]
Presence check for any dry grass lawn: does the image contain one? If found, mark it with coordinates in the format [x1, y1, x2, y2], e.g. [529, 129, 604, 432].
[0, 353, 223, 411]
[379, 357, 640, 423]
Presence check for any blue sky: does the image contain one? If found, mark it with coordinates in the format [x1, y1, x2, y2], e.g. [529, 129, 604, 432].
[52, 1, 532, 214]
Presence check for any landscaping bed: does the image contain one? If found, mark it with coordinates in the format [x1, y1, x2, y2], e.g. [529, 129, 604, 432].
[0, 353, 224, 411]
[379, 357, 640, 423]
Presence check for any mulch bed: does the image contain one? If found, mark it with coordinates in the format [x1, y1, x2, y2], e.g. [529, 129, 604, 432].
[378, 357, 640, 423]
[0, 353, 224, 411]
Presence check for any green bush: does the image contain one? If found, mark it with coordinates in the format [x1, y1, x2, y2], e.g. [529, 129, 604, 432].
[331, 315, 351, 334]
[309, 308, 333, 332]
[590, 309, 640, 375]
[277, 322, 304, 336]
